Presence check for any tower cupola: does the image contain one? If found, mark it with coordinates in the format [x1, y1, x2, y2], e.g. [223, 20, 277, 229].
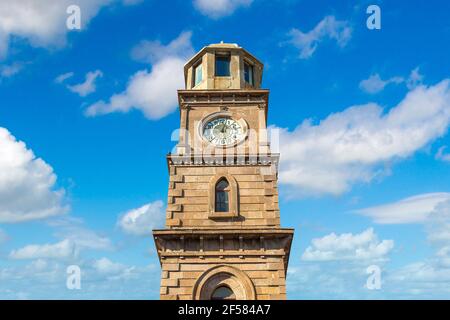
[184, 42, 264, 90]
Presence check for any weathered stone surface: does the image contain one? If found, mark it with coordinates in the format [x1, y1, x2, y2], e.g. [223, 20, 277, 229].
[153, 43, 294, 301]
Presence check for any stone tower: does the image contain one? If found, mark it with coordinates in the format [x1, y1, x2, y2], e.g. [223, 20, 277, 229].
[153, 43, 294, 300]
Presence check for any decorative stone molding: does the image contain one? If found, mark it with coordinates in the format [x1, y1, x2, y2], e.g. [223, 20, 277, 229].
[178, 90, 269, 110]
[168, 153, 280, 168]
[192, 265, 256, 300]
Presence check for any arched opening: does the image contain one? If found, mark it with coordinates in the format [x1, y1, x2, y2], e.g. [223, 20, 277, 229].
[215, 178, 230, 212]
[192, 265, 256, 300]
[209, 174, 238, 218]
[210, 286, 236, 300]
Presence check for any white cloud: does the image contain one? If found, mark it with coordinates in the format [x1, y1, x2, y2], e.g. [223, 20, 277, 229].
[54, 72, 74, 84]
[49, 216, 113, 251]
[117, 200, 165, 236]
[302, 228, 394, 262]
[193, 0, 253, 19]
[388, 262, 450, 296]
[85, 31, 194, 120]
[0, 62, 25, 78]
[289, 186, 450, 299]
[0, 0, 141, 59]
[8, 218, 113, 260]
[0, 127, 68, 223]
[359, 73, 404, 94]
[131, 31, 194, 64]
[67, 70, 103, 97]
[276, 79, 450, 196]
[407, 67, 424, 90]
[0, 257, 159, 299]
[9, 239, 75, 260]
[93, 257, 128, 274]
[359, 67, 423, 94]
[385, 201, 450, 296]
[0, 258, 66, 290]
[287, 15, 352, 59]
[355, 193, 450, 224]
[427, 200, 450, 244]
[436, 146, 450, 163]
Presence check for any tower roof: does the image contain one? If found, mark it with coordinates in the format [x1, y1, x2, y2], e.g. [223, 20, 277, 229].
[184, 42, 263, 70]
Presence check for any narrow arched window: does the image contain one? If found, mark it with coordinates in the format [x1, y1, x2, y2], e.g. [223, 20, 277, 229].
[215, 178, 230, 212]
[211, 286, 236, 300]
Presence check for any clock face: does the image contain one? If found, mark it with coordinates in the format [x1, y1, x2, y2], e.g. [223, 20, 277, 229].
[202, 117, 245, 146]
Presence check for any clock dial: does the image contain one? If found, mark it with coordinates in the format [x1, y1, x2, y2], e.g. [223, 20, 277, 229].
[202, 117, 244, 146]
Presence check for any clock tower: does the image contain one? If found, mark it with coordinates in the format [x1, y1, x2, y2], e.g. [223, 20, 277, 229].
[153, 43, 294, 300]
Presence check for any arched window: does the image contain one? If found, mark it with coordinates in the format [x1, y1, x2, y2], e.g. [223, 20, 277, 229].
[210, 286, 236, 300]
[215, 178, 230, 212]
[209, 174, 238, 218]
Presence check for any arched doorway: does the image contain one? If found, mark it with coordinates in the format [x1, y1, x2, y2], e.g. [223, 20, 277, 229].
[192, 265, 256, 300]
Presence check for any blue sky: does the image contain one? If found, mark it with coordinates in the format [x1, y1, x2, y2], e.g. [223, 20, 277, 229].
[1, 0, 450, 299]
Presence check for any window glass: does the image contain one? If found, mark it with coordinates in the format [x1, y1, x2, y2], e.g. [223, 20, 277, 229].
[215, 179, 229, 212]
[244, 62, 253, 85]
[211, 286, 236, 300]
[194, 63, 202, 86]
[215, 55, 231, 76]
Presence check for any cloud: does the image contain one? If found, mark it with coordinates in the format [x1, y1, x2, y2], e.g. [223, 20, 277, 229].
[359, 67, 424, 94]
[355, 193, 450, 224]
[93, 257, 128, 274]
[8, 217, 113, 261]
[359, 74, 404, 94]
[287, 15, 352, 59]
[288, 228, 393, 298]
[85, 31, 194, 120]
[0, 127, 68, 223]
[407, 67, 424, 90]
[9, 239, 75, 260]
[302, 228, 394, 262]
[275, 79, 450, 196]
[91, 258, 146, 282]
[0, 257, 159, 299]
[193, 0, 253, 19]
[67, 70, 103, 97]
[131, 31, 194, 64]
[385, 201, 450, 297]
[54, 72, 74, 84]
[117, 200, 165, 236]
[427, 200, 450, 244]
[436, 146, 450, 163]
[0, 62, 25, 78]
[49, 216, 113, 251]
[0, 0, 141, 59]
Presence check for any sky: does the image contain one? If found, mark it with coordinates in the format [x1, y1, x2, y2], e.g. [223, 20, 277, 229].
[0, 0, 450, 299]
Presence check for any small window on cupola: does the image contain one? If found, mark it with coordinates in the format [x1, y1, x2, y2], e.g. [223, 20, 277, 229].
[193, 62, 203, 86]
[244, 61, 254, 85]
[215, 54, 231, 76]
